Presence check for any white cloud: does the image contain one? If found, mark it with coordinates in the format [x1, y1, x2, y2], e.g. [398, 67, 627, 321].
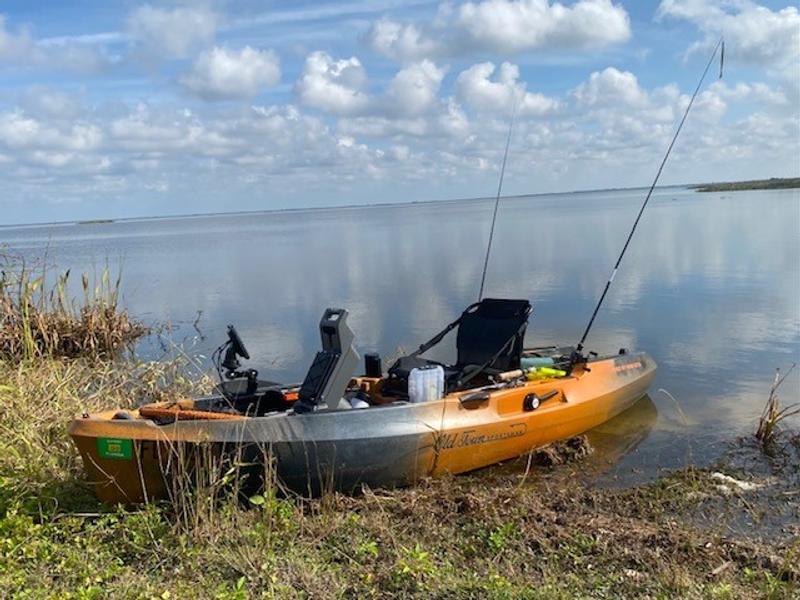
[384, 60, 445, 117]
[0, 15, 35, 62]
[0, 80, 795, 220]
[455, 62, 558, 116]
[363, 18, 440, 63]
[296, 52, 446, 119]
[366, 0, 631, 62]
[0, 100, 405, 203]
[438, 98, 471, 138]
[657, 1, 800, 81]
[565, 67, 735, 157]
[0, 6, 797, 222]
[50, 44, 114, 72]
[337, 115, 432, 138]
[0, 111, 102, 151]
[707, 81, 788, 106]
[295, 51, 370, 115]
[127, 4, 217, 59]
[572, 67, 649, 108]
[0, 109, 106, 174]
[19, 87, 83, 119]
[456, 0, 631, 53]
[0, 14, 112, 72]
[180, 46, 281, 101]
[569, 66, 731, 127]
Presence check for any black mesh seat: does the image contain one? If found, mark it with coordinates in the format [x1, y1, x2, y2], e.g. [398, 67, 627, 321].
[388, 298, 532, 392]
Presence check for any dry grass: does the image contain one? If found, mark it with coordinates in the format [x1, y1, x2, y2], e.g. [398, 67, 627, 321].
[0, 357, 212, 513]
[0, 261, 147, 361]
[756, 364, 799, 453]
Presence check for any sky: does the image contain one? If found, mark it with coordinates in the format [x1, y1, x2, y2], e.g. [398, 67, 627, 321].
[0, 0, 797, 225]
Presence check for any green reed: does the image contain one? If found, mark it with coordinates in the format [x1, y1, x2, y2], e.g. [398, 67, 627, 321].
[0, 259, 146, 361]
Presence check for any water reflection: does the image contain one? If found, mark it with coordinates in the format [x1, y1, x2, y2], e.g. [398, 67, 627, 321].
[2, 186, 798, 473]
[584, 395, 659, 477]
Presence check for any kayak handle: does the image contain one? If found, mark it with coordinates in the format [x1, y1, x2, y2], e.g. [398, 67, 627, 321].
[459, 391, 490, 407]
[539, 390, 559, 402]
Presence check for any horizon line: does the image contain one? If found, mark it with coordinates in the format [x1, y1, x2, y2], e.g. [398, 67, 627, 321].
[0, 179, 764, 231]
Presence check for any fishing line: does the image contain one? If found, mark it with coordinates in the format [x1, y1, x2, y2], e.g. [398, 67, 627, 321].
[478, 96, 517, 301]
[574, 37, 725, 359]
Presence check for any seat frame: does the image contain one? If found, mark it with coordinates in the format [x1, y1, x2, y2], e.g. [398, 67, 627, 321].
[388, 298, 532, 392]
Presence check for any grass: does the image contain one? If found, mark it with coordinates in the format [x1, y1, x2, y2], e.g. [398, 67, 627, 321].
[0, 262, 796, 598]
[756, 364, 799, 453]
[0, 259, 146, 361]
[0, 358, 210, 516]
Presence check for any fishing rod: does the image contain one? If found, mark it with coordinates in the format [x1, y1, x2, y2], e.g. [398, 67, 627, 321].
[478, 97, 517, 301]
[572, 38, 725, 364]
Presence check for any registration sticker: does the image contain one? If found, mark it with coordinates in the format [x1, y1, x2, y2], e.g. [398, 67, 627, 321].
[97, 437, 133, 460]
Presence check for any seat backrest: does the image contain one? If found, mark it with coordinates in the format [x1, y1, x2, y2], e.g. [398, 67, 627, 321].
[455, 298, 531, 372]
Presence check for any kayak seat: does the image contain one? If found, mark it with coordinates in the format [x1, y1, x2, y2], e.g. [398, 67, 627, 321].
[388, 298, 532, 392]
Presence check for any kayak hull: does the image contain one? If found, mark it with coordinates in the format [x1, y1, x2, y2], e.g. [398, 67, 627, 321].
[69, 351, 656, 502]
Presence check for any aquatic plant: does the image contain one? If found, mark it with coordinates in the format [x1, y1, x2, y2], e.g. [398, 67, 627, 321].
[0, 258, 147, 361]
[756, 364, 799, 453]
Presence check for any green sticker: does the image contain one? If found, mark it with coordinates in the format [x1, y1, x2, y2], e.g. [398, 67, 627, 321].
[97, 437, 133, 460]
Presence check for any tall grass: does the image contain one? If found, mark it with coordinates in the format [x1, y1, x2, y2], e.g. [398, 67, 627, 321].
[0, 261, 146, 361]
[0, 357, 212, 514]
[756, 363, 799, 452]
[158, 438, 297, 552]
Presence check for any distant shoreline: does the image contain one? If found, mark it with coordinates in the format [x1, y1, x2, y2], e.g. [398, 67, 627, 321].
[0, 183, 684, 231]
[690, 177, 800, 192]
[76, 218, 115, 225]
[1, 177, 796, 230]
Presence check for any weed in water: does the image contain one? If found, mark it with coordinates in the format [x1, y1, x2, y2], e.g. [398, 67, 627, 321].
[756, 364, 799, 453]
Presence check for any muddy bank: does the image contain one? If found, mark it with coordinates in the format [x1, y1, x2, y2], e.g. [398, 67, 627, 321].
[528, 431, 800, 547]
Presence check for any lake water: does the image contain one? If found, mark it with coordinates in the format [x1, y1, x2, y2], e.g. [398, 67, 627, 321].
[3, 186, 798, 482]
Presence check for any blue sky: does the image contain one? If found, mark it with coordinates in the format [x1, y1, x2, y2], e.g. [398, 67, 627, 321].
[0, 0, 797, 224]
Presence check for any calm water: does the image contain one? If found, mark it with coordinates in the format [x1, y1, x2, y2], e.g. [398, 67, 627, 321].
[3, 186, 799, 481]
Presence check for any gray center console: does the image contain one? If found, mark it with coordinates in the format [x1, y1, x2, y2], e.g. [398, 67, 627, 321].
[294, 308, 360, 412]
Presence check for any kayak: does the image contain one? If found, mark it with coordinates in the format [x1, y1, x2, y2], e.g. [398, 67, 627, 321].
[69, 301, 656, 502]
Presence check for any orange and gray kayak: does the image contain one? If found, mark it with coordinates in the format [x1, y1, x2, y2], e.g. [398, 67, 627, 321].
[69, 346, 655, 503]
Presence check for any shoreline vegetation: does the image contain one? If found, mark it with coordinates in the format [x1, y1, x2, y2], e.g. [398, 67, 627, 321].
[691, 177, 800, 193]
[1, 177, 797, 232]
[0, 266, 797, 598]
[0, 261, 146, 361]
[76, 218, 115, 225]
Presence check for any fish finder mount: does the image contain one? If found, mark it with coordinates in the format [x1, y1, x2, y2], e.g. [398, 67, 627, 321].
[218, 325, 258, 393]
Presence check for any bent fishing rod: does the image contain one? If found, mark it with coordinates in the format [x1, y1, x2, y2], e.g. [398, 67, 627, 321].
[572, 38, 725, 365]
